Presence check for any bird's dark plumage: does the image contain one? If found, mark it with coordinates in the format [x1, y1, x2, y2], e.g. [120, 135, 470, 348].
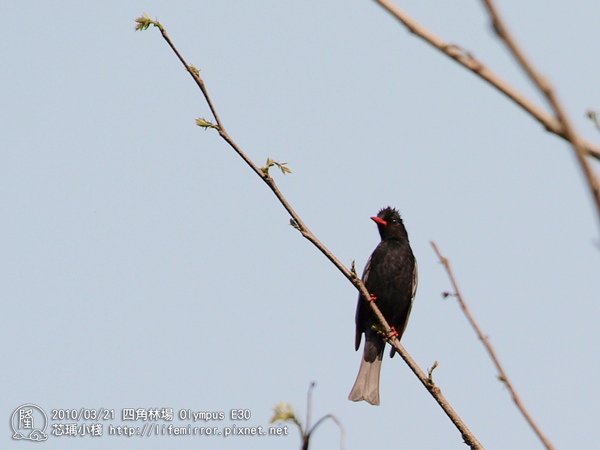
[348, 207, 417, 406]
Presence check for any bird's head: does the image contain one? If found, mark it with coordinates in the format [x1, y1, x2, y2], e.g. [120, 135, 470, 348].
[371, 207, 408, 241]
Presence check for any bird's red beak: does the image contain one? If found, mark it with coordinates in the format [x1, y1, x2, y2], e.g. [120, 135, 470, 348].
[371, 216, 388, 227]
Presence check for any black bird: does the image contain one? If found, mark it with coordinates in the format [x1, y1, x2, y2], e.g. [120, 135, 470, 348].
[348, 207, 417, 406]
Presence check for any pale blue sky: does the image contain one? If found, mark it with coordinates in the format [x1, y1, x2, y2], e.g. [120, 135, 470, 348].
[2, 1, 599, 449]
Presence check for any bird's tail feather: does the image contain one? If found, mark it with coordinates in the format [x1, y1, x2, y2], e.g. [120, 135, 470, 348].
[348, 356, 382, 405]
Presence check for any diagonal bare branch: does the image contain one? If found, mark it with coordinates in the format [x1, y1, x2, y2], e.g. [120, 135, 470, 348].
[138, 15, 485, 450]
[431, 242, 556, 450]
[478, 0, 600, 229]
[373, 0, 600, 162]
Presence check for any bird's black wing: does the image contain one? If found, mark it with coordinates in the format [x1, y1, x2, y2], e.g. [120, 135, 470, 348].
[354, 255, 372, 351]
[389, 259, 418, 357]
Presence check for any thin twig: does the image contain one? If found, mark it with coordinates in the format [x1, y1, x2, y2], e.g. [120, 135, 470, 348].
[139, 16, 485, 450]
[305, 381, 315, 435]
[431, 242, 556, 450]
[373, 0, 600, 162]
[302, 382, 345, 450]
[479, 0, 600, 229]
[305, 414, 346, 450]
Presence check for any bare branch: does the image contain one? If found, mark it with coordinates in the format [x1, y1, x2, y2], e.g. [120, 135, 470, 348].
[478, 0, 600, 228]
[373, 0, 600, 162]
[305, 414, 346, 450]
[138, 15, 485, 450]
[303, 383, 345, 450]
[305, 381, 315, 438]
[431, 242, 556, 450]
